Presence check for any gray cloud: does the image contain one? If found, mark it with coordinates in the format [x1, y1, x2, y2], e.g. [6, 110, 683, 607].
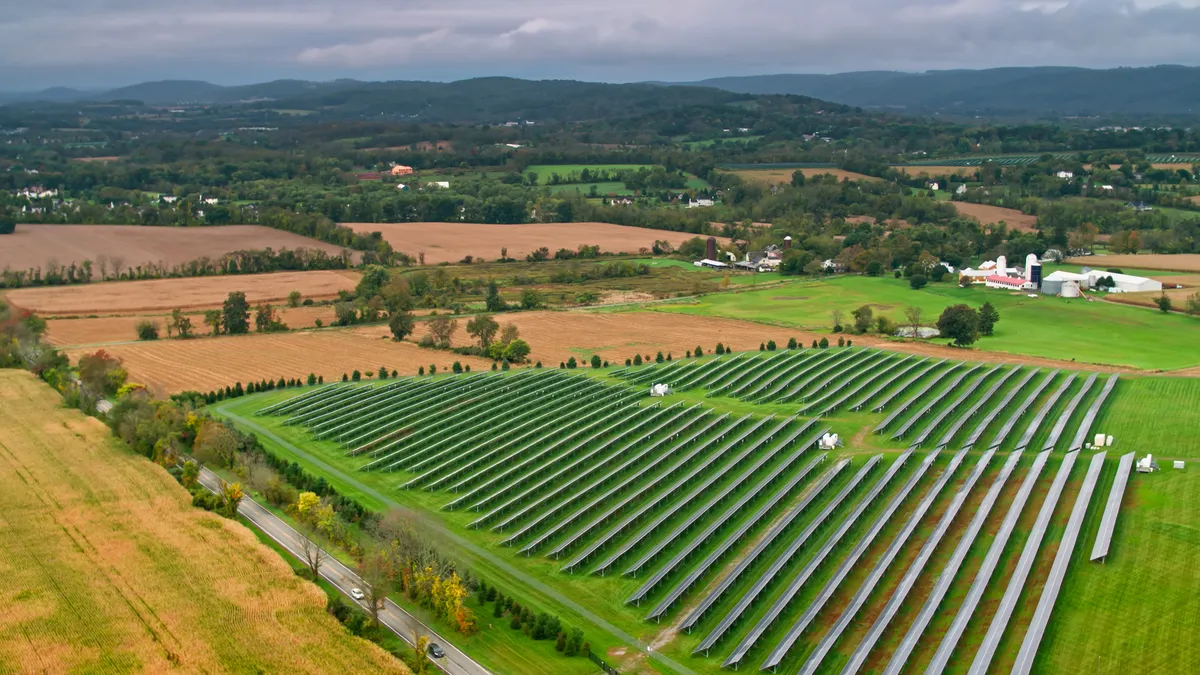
[4, 0, 1200, 89]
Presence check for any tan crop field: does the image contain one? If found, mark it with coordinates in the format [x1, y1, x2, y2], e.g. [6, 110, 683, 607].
[0, 224, 357, 272]
[45, 306, 338, 347]
[1106, 288, 1197, 311]
[359, 309, 818, 366]
[342, 222, 714, 264]
[6, 270, 360, 316]
[64, 330, 494, 394]
[1066, 254, 1200, 273]
[0, 370, 406, 673]
[727, 168, 881, 185]
[951, 202, 1039, 232]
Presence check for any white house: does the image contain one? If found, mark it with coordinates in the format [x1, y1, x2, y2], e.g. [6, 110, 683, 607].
[161, 195, 178, 203]
[955, 184, 968, 195]
[396, 183, 408, 191]
[17, 187, 57, 199]
[930, 183, 940, 191]
[687, 198, 714, 208]
[1056, 171, 1075, 179]
[1100, 185, 1115, 191]
[203, 197, 219, 205]
[427, 181, 450, 189]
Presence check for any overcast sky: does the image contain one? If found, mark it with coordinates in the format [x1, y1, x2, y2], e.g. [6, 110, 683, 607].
[4, 0, 1200, 90]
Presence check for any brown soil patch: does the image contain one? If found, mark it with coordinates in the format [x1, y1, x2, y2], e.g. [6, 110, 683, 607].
[1066, 254, 1200, 273]
[64, 330, 492, 395]
[71, 155, 120, 162]
[0, 224, 356, 272]
[44, 306, 338, 347]
[0, 370, 405, 672]
[951, 203, 1039, 233]
[1189, 196, 1200, 205]
[729, 168, 881, 185]
[343, 222, 719, 264]
[1153, 274, 1200, 287]
[7, 270, 360, 315]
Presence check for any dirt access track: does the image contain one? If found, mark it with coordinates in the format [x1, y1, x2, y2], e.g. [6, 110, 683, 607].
[0, 224, 357, 272]
[342, 222, 717, 264]
[6, 270, 360, 315]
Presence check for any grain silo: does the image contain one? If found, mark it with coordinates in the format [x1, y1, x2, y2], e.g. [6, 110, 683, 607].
[706, 236, 718, 260]
[783, 236, 793, 250]
[1024, 253, 1042, 288]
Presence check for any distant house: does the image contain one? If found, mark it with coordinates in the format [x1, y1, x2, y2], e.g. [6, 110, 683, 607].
[822, 259, 845, 272]
[390, 165, 414, 176]
[1056, 171, 1075, 179]
[929, 183, 939, 191]
[505, 143, 523, 149]
[955, 184, 968, 195]
[687, 198, 714, 208]
[426, 181, 450, 189]
[396, 183, 408, 191]
[17, 186, 56, 199]
[202, 197, 219, 205]
[1099, 185, 1115, 191]
[160, 195, 178, 203]
[1126, 201, 1153, 212]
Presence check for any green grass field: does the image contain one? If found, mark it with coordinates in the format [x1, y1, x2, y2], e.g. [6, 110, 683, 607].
[546, 181, 633, 196]
[648, 275, 1200, 371]
[526, 164, 657, 182]
[214, 362, 1199, 675]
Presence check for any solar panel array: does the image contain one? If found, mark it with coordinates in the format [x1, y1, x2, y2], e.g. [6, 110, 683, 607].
[260, 350, 1126, 673]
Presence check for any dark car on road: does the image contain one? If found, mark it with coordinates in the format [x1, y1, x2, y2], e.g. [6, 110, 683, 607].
[428, 643, 445, 659]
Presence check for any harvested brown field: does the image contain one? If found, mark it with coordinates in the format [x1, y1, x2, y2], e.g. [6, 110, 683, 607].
[6, 270, 360, 315]
[1066, 254, 1200, 273]
[0, 224, 356, 272]
[45, 306, 338, 347]
[728, 168, 880, 185]
[0, 369, 406, 673]
[361, 309, 785, 366]
[71, 155, 121, 162]
[342, 222, 716, 264]
[951, 202, 1039, 232]
[65, 330, 493, 394]
[1106, 288, 1197, 311]
[1154, 274, 1200, 287]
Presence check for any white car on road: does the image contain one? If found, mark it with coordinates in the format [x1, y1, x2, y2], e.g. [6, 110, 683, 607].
[350, 588, 365, 600]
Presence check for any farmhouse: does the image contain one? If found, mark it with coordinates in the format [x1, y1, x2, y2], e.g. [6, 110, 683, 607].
[963, 253, 1042, 290]
[426, 181, 451, 189]
[1057, 171, 1075, 179]
[736, 244, 783, 272]
[688, 198, 715, 208]
[16, 186, 57, 199]
[390, 164, 414, 176]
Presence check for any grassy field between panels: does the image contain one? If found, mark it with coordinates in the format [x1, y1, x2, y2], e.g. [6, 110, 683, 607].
[648, 275, 1200, 371]
[0, 370, 405, 673]
[214, 362, 1194, 675]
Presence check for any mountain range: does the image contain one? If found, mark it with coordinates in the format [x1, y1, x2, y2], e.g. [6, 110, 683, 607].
[678, 65, 1200, 117]
[5, 65, 1200, 120]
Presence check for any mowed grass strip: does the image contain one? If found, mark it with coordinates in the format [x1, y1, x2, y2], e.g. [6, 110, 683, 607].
[0, 370, 406, 673]
[650, 275, 1200, 371]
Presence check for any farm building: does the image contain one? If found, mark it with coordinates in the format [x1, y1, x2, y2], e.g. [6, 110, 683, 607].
[390, 165, 414, 176]
[985, 274, 1037, 291]
[694, 259, 729, 270]
[1084, 269, 1161, 293]
[736, 244, 784, 272]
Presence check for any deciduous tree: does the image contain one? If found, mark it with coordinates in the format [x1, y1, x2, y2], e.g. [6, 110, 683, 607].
[222, 291, 251, 334]
[904, 305, 923, 338]
[937, 304, 980, 346]
[389, 310, 416, 341]
[427, 315, 458, 346]
[466, 314, 499, 348]
[978, 301, 1000, 335]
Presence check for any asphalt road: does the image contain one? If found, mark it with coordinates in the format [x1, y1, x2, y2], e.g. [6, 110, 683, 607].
[218, 406, 699, 675]
[197, 467, 491, 675]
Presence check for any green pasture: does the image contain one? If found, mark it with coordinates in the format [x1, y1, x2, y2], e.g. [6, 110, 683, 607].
[648, 275, 1200, 371]
[526, 164, 657, 181]
[546, 182, 632, 196]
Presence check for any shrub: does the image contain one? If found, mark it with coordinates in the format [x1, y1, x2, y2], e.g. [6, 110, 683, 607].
[590, 355, 602, 368]
[696, 345, 705, 357]
[418, 366, 424, 375]
[811, 340, 818, 348]
[686, 350, 692, 358]
[818, 337, 829, 348]
[766, 340, 776, 351]
[655, 351, 664, 363]
[452, 361, 463, 373]
[894, 270, 902, 278]
[314, 318, 324, 328]
[135, 320, 159, 341]
[910, 274, 928, 290]
[759, 342, 765, 351]
[342, 373, 349, 382]
[378, 367, 388, 379]
[463, 365, 470, 372]
[566, 357, 577, 369]
[633, 354, 643, 366]
[535, 361, 542, 368]
[501, 360, 510, 371]
[429, 364, 436, 374]
[492, 362, 498, 371]
[307, 373, 317, 385]
[866, 260, 883, 276]
[787, 337, 797, 349]
[625, 358, 632, 366]
[837, 337, 845, 347]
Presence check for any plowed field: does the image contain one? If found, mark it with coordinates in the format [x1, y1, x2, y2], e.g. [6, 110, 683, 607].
[45, 306, 338, 346]
[951, 202, 1039, 232]
[342, 222, 718, 264]
[0, 224, 355, 271]
[728, 168, 880, 185]
[1066, 254, 1200, 273]
[6, 270, 360, 315]
[65, 330, 493, 394]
